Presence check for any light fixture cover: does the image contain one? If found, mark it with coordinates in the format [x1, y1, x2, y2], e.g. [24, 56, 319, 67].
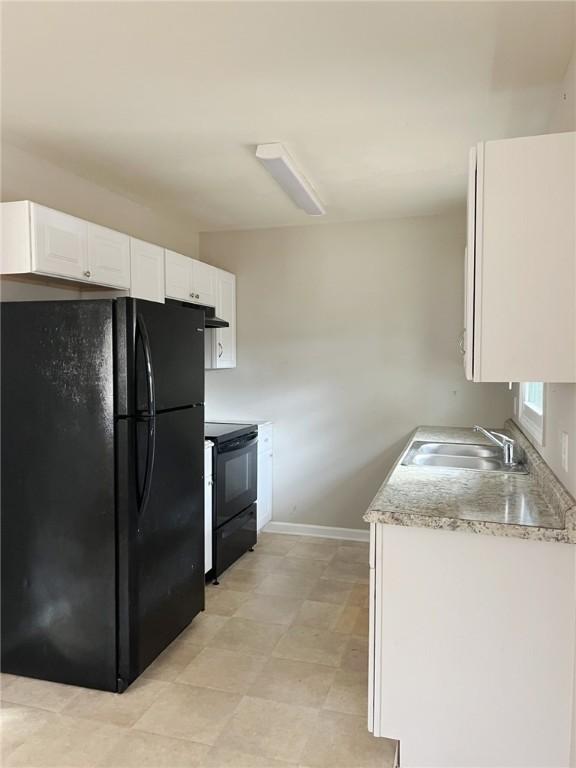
[255, 143, 325, 216]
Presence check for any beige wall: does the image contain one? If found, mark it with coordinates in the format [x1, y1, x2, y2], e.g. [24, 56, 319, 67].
[513, 47, 576, 498]
[1, 142, 199, 301]
[202, 214, 513, 530]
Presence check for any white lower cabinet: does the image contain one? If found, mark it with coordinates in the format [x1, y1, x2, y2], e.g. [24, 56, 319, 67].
[369, 523, 576, 767]
[256, 423, 273, 531]
[204, 441, 213, 574]
[129, 238, 165, 303]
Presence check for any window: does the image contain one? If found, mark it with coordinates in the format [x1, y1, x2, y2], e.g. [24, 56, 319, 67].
[518, 382, 545, 445]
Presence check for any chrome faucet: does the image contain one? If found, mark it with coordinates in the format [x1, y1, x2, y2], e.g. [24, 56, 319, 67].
[473, 426, 519, 466]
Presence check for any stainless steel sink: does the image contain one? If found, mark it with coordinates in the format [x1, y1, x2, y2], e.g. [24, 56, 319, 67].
[416, 442, 501, 458]
[402, 441, 528, 473]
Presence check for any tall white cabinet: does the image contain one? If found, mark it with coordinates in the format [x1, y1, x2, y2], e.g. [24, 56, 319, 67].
[465, 131, 576, 382]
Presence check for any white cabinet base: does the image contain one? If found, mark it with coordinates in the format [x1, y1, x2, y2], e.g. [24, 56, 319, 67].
[369, 523, 576, 767]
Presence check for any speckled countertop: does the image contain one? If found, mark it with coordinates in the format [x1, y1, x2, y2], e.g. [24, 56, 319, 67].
[364, 420, 576, 544]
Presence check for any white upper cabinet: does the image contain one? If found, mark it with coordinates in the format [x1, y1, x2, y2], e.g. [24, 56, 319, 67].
[191, 259, 217, 307]
[86, 223, 130, 288]
[129, 238, 165, 303]
[215, 269, 236, 368]
[1, 202, 130, 289]
[165, 249, 217, 307]
[165, 250, 192, 301]
[32, 204, 87, 281]
[466, 131, 576, 383]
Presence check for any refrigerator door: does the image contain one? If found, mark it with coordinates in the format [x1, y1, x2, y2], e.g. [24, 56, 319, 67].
[1, 300, 117, 691]
[116, 299, 205, 417]
[116, 405, 205, 685]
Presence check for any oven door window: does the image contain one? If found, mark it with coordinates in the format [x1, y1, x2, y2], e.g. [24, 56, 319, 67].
[216, 439, 257, 528]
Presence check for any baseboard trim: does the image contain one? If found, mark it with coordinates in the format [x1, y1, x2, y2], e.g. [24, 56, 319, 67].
[263, 521, 369, 543]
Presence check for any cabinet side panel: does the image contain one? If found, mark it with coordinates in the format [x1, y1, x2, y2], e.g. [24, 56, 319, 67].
[1, 201, 31, 273]
[480, 132, 576, 382]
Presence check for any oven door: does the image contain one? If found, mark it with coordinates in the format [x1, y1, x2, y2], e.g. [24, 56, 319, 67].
[214, 432, 258, 528]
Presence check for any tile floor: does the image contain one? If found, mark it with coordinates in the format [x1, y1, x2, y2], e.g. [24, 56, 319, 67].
[0, 533, 396, 768]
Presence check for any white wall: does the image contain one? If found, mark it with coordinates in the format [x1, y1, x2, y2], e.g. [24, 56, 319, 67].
[201, 214, 513, 530]
[513, 48, 576, 498]
[1, 142, 199, 301]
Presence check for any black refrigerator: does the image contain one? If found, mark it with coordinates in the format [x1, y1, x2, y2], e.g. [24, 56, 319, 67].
[1, 298, 205, 692]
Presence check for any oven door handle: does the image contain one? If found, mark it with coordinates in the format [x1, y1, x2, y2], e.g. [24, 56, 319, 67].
[219, 434, 258, 454]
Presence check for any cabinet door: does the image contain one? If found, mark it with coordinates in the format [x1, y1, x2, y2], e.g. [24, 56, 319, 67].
[130, 239, 165, 304]
[31, 204, 88, 280]
[204, 444, 213, 574]
[165, 250, 193, 302]
[256, 449, 273, 530]
[191, 260, 217, 307]
[215, 270, 236, 368]
[87, 223, 130, 289]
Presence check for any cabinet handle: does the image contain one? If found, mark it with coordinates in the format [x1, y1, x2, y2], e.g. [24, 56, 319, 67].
[84, 270, 91, 278]
[218, 341, 223, 359]
[458, 330, 466, 356]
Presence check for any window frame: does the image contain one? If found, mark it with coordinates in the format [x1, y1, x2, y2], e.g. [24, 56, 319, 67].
[518, 382, 545, 446]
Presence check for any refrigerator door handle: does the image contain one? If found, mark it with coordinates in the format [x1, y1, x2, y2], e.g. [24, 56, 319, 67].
[138, 417, 156, 520]
[136, 314, 156, 416]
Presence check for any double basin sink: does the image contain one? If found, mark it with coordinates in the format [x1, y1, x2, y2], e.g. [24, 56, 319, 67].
[402, 441, 528, 474]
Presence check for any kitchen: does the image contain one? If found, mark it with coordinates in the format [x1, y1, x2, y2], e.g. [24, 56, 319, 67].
[1, 2, 575, 767]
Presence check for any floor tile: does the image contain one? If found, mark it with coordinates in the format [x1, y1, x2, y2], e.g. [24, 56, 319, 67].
[322, 561, 370, 584]
[248, 657, 336, 708]
[233, 594, 302, 625]
[347, 583, 370, 609]
[211, 618, 286, 656]
[204, 587, 251, 617]
[177, 614, 229, 646]
[254, 534, 304, 556]
[0, 676, 81, 713]
[332, 544, 370, 564]
[0, 703, 55, 759]
[276, 557, 329, 578]
[232, 552, 284, 573]
[300, 710, 396, 768]
[292, 600, 344, 630]
[334, 605, 361, 634]
[340, 635, 369, 674]
[254, 572, 316, 599]
[141, 640, 204, 682]
[97, 728, 209, 767]
[352, 608, 369, 637]
[202, 745, 297, 767]
[323, 668, 368, 716]
[60, 676, 168, 727]
[218, 568, 266, 593]
[133, 683, 241, 746]
[287, 541, 338, 562]
[307, 578, 353, 605]
[217, 695, 319, 764]
[178, 647, 266, 693]
[5, 714, 123, 768]
[272, 625, 348, 667]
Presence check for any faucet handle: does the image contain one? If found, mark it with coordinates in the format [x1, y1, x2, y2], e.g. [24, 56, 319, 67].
[490, 431, 514, 444]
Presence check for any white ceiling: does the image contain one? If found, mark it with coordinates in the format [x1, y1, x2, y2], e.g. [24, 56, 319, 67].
[2, 1, 574, 231]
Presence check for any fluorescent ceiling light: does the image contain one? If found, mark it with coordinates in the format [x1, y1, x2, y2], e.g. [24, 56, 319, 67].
[255, 143, 325, 216]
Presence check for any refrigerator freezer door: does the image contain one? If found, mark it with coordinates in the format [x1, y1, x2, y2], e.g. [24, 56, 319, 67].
[116, 405, 205, 684]
[1, 300, 117, 691]
[116, 299, 205, 416]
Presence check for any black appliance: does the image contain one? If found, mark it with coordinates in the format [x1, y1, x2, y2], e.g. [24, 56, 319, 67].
[1, 298, 206, 692]
[205, 423, 258, 579]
